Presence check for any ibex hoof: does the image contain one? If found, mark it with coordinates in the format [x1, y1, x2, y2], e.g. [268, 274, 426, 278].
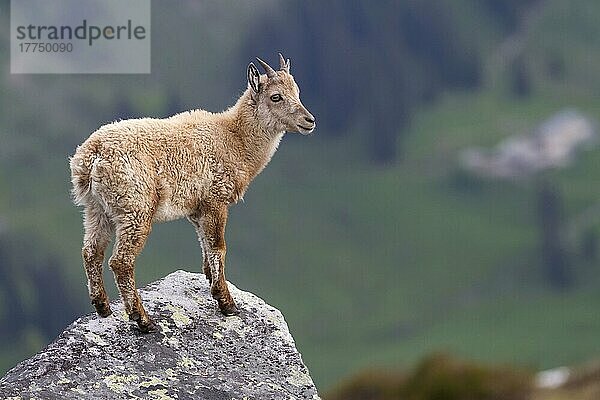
[218, 301, 239, 316]
[92, 300, 112, 318]
[130, 312, 157, 333]
[136, 320, 158, 333]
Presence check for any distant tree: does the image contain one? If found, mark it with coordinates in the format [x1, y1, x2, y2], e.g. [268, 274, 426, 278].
[545, 51, 566, 81]
[510, 55, 531, 97]
[367, 99, 408, 165]
[113, 94, 135, 120]
[165, 90, 182, 117]
[481, 0, 542, 30]
[536, 181, 572, 289]
[368, 123, 399, 165]
[581, 227, 598, 263]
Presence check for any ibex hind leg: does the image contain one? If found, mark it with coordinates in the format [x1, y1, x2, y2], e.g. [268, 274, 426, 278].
[82, 203, 113, 317]
[109, 213, 156, 333]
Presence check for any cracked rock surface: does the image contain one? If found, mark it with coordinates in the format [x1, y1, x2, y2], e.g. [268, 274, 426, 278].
[0, 270, 320, 399]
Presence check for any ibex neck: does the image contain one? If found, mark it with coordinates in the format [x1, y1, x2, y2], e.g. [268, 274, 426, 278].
[225, 89, 284, 180]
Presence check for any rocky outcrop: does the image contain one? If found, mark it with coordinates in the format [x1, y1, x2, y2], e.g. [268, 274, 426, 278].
[0, 270, 320, 399]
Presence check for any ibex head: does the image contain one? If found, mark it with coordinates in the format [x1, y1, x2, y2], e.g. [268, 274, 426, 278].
[247, 53, 316, 135]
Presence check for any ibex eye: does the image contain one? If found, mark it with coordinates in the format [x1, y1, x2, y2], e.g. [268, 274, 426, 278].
[270, 94, 282, 102]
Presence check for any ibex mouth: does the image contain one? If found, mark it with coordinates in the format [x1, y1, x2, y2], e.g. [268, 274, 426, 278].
[297, 124, 315, 134]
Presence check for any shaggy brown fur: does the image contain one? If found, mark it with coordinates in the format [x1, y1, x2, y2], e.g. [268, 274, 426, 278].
[70, 54, 315, 332]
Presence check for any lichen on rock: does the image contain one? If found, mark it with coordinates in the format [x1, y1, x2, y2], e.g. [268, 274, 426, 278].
[0, 270, 320, 399]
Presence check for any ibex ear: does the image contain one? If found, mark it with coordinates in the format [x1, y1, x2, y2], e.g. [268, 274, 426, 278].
[247, 62, 261, 93]
[278, 53, 290, 73]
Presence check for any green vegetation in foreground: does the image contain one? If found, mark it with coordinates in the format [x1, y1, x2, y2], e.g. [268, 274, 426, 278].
[325, 353, 600, 400]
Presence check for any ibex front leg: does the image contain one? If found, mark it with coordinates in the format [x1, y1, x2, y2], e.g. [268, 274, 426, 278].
[200, 232, 213, 285]
[189, 216, 212, 285]
[189, 203, 238, 315]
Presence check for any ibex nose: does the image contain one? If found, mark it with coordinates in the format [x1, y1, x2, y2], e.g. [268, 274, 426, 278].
[304, 116, 315, 124]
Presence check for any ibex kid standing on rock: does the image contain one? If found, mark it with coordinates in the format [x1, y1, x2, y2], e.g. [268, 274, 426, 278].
[70, 54, 315, 332]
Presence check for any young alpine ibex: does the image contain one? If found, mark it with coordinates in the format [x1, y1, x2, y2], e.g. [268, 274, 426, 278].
[70, 54, 315, 332]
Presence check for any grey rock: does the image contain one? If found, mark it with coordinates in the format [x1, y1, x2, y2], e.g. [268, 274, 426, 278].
[460, 109, 597, 180]
[0, 270, 320, 400]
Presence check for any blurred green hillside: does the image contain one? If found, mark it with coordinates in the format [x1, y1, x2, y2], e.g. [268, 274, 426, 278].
[1, 0, 600, 392]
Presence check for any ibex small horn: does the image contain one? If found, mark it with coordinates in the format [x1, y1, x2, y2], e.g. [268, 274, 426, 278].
[256, 57, 276, 78]
[278, 53, 290, 73]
